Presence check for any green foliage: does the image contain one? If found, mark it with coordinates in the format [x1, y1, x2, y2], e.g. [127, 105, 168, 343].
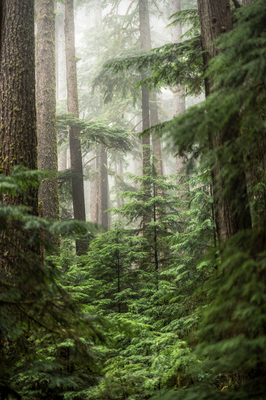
[94, 36, 204, 102]
[0, 167, 103, 400]
[55, 161, 214, 400]
[57, 114, 132, 153]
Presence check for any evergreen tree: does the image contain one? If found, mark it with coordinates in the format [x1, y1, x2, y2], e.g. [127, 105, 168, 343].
[37, 0, 60, 223]
[65, 0, 87, 254]
[0, 0, 38, 214]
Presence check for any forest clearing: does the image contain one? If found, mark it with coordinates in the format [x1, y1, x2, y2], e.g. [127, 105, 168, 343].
[1, 0, 266, 399]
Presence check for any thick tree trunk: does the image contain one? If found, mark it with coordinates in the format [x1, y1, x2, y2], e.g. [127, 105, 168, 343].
[0, 0, 38, 215]
[56, 3, 67, 101]
[197, 0, 252, 242]
[37, 0, 60, 221]
[56, 3, 67, 171]
[65, 0, 86, 253]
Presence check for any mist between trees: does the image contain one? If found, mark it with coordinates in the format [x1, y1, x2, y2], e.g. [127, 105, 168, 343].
[1, 0, 266, 399]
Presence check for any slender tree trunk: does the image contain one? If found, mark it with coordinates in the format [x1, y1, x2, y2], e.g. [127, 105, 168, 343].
[0, 0, 38, 215]
[169, 0, 187, 176]
[37, 0, 60, 222]
[150, 94, 163, 177]
[90, 149, 99, 224]
[99, 145, 109, 229]
[145, 11, 163, 177]
[139, 0, 151, 234]
[197, 0, 252, 242]
[65, 0, 86, 253]
[92, 0, 109, 229]
[139, 0, 150, 170]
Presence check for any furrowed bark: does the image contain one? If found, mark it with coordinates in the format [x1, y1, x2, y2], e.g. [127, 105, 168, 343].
[197, 0, 252, 242]
[0, 0, 38, 215]
[37, 0, 60, 222]
[56, 2, 68, 172]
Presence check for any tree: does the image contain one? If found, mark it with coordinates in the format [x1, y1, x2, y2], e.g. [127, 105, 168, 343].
[197, 0, 252, 242]
[94, 0, 109, 230]
[139, 0, 152, 234]
[0, 0, 38, 215]
[65, 0, 87, 253]
[139, 0, 151, 163]
[56, 2, 68, 172]
[169, 0, 187, 177]
[37, 0, 60, 222]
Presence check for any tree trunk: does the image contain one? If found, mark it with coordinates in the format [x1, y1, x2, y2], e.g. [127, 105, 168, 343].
[65, 0, 86, 253]
[150, 94, 163, 177]
[145, 10, 163, 178]
[56, 3, 67, 101]
[56, 2, 67, 171]
[139, 0, 151, 234]
[0, 0, 38, 215]
[197, 0, 252, 242]
[98, 144, 109, 229]
[169, 0, 187, 176]
[139, 0, 150, 171]
[93, 0, 109, 230]
[90, 148, 99, 224]
[37, 0, 60, 222]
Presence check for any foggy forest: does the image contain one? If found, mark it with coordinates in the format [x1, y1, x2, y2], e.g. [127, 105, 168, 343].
[1, 0, 266, 399]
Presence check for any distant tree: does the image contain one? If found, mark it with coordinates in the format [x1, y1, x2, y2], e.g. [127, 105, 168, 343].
[94, 0, 109, 230]
[65, 0, 87, 253]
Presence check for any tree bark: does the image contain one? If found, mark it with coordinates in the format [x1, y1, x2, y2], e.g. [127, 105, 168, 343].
[56, 3, 67, 172]
[145, 9, 163, 178]
[99, 145, 109, 229]
[37, 0, 60, 221]
[56, 3, 67, 102]
[169, 0, 187, 176]
[65, 0, 86, 253]
[139, 0, 151, 234]
[150, 94, 163, 177]
[0, 0, 38, 215]
[93, 0, 109, 230]
[139, 0, 150, 172]
[90, 148, 99, 224]
[197, 0, 252, 242]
